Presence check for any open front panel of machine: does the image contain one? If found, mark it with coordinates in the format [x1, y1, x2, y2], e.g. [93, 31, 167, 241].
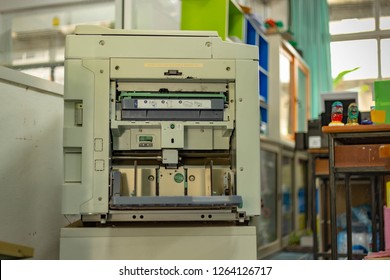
[111, 80, 237, 208]
[62, 26, 260, 224]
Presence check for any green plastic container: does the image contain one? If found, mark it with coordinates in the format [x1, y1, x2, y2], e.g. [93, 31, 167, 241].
[374, 80, 390, 124]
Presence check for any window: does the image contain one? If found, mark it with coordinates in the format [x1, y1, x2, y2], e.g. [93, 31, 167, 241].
[330, 17, 375, 35]
[380, 0, 390, 30]
[331, 39, 378, 80]
[381, 39, 390, 77]
[0, 1, 115, 84]
[329, 0, 375, 34]
[328, 0, 390, 111]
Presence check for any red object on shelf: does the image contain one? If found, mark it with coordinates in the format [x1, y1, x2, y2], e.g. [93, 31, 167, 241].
[265, 19, 276, 27]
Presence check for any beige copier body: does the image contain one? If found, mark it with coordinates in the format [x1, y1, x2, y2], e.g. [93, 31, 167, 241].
[60, 26, 260, 260]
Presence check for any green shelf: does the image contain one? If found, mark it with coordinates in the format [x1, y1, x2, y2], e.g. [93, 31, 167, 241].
[181, 0, 245, 41]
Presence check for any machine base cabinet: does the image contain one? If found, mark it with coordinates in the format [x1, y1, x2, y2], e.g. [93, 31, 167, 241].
[60, 226, 257, 260]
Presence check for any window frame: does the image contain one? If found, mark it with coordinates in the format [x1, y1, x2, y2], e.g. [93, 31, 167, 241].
[330, 0, 390, 80]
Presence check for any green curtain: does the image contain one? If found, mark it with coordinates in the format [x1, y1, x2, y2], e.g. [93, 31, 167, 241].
[290, 0, 333, 119]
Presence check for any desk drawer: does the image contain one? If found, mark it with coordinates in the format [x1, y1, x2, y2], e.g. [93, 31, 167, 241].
[335, 144, 390, 168]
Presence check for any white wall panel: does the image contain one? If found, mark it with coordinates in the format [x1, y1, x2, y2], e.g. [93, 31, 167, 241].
[0, 66, 67, 259]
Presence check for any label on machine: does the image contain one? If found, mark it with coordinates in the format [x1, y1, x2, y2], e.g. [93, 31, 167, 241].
[135, 99, 212, 109]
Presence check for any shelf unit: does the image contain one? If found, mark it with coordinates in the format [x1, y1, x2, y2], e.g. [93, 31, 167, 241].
[181, 0, 245, 41]
[245, 16, 269, 135]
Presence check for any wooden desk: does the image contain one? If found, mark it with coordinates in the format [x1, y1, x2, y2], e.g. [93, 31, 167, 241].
[322, 124, 390, 259]
[0, 241, 34, 259]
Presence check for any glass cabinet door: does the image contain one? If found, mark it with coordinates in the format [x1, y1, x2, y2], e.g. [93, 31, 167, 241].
[295, 156, 308, 231]
[279, 50, 293, 140]
[296, 62, 310, 133]
[278, 41, 310, 142]
[252, 148, 278, 247]
[281, 155, 294, 237]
